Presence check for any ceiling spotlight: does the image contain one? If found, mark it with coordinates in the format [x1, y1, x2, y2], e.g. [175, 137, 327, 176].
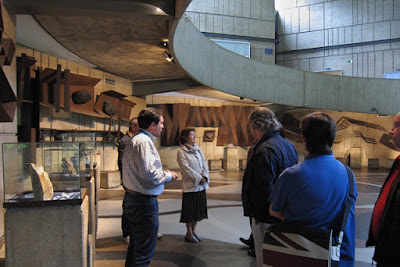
[164, 51, 174, 62]
[162, 39, 169, 47]
[161, 39, 169, 48]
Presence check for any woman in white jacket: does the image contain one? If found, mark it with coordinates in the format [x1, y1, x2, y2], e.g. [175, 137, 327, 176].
[177, 128, 210, 243]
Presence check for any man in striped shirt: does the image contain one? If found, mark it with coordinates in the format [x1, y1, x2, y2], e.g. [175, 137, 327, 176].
[122, 107, 178, 267]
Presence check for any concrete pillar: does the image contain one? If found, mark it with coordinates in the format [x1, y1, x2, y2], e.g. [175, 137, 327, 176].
[224, 146, 238, 170]
[350, 147, 361, 169]
[5, 197, 89, 266]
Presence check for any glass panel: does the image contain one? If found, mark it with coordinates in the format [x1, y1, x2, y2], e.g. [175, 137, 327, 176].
[2, 142, 94, 204]
[210, 39, 251, 58]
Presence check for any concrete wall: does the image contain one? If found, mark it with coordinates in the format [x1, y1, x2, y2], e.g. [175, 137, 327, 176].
[186, 0, 276, 64]
[150, 92, 398, 169]
[0, 6, 17, 243]
[171, 17, 400, 115]
[276, 0, 400, 78]
[171, 7, 400, 168]
[283, 109, 398, 169]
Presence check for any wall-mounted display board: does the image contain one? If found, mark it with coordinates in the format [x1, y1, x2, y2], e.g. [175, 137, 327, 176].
[155, 103, 253, 146]
[94, 90, 135, 121]
[0, 68, 16, 122]
[0, 1, 17, 122]
[39, 67, 101, 118]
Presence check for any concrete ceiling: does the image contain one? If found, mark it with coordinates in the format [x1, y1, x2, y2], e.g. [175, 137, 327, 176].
[4, 0, 197, 86]
[4, 0, 269, 104]
[34, 13, 186, 81]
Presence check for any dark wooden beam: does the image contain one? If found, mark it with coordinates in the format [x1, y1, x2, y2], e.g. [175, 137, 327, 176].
[55, 64, 61, 112]
[64, 68, 71, 112]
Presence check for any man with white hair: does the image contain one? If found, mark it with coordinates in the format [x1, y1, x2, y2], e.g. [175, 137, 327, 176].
[241, 107, 298, 266]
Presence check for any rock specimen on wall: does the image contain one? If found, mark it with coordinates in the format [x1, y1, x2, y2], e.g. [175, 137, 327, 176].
[71, 89, 91, 104]
[102, 100, 116, 116]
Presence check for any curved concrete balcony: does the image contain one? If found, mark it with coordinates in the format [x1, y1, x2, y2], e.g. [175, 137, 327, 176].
[170, 14, 400, 115]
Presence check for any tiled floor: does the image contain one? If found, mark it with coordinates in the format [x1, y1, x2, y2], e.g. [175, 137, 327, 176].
[95, 169, 383, 266]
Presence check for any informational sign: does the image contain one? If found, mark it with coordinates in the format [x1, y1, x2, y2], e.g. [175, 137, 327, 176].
[265, 48, 273, 55]
[385, 72, 400, 79]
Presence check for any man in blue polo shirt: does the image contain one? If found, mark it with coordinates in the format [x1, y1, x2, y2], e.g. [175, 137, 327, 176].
[270, 112, 358, 266]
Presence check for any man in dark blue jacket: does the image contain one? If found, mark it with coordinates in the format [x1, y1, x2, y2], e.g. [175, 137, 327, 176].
[242, 107, 298, 266]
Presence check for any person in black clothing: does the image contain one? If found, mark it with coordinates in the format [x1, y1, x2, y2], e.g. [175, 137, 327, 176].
[241, 107, 298, 266]
[118, 117, 139, 243]
[367, 112, 400, 266]
[240, 122, 286, 254]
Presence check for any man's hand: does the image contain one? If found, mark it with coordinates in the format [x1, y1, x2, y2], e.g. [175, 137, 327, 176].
[166, 170, 179, 180]
[200, 177, 207, 185]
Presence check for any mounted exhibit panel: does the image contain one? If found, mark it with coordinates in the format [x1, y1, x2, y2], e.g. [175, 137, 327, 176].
[0, 3, 16, 67]
[156, 103, 253, 146]
[94, 90, 136, 121]
[0, 1, 17, 122]
[39, 67, 101, 117]
[17, 54, 37, 102]
[0, 33, 15, 67]
[0, 2, 3, 33]
[0, 67, 16, 122]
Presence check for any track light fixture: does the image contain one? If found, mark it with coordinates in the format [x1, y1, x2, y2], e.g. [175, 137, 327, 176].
[164, 51, 174, 63]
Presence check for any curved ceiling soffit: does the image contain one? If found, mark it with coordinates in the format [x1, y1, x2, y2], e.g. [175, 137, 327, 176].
[7, 1, 173, 17]
[10, 0, 187, 81]
[169, 15, 400, 115]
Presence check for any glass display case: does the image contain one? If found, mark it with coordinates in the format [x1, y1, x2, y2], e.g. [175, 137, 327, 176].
[2, 142, 95, 207]
[60, 132, 96, 143]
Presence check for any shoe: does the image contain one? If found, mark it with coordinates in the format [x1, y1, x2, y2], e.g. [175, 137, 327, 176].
[194, 234, 202, 241]
[157, 232, 163, 239]
[184, 236, 199, 243]
[122, 236, 130, 245]
[248, 248, 256, 257]
[240, 237, 254, 248]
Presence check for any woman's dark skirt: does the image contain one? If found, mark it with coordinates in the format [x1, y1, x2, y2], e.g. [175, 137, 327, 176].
[180, 190, 208, 223]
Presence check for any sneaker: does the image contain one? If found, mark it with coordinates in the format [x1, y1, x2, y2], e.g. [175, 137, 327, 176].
[157, 232, 163, 239]
[122, 236, 130, 244]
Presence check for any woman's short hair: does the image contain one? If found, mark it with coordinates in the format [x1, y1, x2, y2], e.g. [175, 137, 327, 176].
[300, 112, 336, 155]
[179, 128, 195, 145]
[249, 107, 280, 133]
[138, 108, 163, 130]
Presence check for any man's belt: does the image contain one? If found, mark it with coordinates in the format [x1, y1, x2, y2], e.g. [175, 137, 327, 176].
[126, 188, 157, 198]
